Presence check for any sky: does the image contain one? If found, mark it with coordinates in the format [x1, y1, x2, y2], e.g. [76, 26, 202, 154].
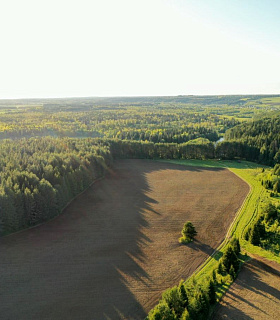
[0, 0, 280, 99]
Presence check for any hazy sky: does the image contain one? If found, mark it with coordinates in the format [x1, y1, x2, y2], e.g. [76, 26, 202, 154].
[1, 0, 279, 98]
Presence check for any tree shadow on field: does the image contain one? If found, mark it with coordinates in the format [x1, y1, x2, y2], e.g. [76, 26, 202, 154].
[237, 261, 280, 301]
[189, 239, 216, 256]
[158, 161, 226, 172]
[213, 303, 255, 320]
[213, 259, 280, 320]
[0, 159, 246, 320]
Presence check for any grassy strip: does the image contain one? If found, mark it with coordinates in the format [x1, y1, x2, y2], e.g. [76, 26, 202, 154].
[158, 159, 280, 312]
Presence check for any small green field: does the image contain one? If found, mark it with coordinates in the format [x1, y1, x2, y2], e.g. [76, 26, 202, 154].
[160, 159, 266, 169]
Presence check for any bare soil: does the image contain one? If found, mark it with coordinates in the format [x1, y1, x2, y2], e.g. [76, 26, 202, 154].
[0, 160, 248, 320]
[213, 258, 280, 320]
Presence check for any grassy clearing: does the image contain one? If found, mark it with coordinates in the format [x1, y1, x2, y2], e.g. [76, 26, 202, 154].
[160, 158, 266, 169]
[159, 159, 280, 307]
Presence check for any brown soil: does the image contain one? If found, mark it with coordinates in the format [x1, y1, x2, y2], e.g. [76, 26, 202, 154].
[213, 258, 280, 320]
[0, 160, 249, 320]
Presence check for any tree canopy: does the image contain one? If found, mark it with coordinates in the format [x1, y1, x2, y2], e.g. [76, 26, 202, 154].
[179, 221, 197, 244]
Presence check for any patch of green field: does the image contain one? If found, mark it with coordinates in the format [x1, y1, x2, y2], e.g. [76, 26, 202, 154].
[160, 159, 266, 169]
[260, 96, 280, 104]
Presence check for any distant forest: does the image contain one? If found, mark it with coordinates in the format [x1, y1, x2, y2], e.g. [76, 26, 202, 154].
[1, 95, 280, 234]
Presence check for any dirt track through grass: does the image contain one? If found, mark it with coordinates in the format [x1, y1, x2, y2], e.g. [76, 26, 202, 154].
[213, 259, 280, 319]
[0, 160, 248, 320]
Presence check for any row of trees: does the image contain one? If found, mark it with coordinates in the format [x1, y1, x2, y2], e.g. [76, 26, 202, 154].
[147, 276, 216, 319]
[2, 135, 280, 235]
[1, 137, 221, 234]
[147, 238, 241, 320]
[108, 138, 265, 163]
[217, 238, 241, 280]
[111, 127, 219, 144]
[108, 138, 216, 160]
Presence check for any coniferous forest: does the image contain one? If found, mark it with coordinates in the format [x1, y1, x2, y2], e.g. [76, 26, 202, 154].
[1, 95, 280, 234]
[1, 95, 280, 319]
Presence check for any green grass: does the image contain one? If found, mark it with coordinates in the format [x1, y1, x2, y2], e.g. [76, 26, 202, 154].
[160, 158, 266, 169]
[159, 158, 280, 310]
[260, 97, 280, 104]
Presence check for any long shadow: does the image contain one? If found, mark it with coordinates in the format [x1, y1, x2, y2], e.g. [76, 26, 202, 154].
[227, 290, 267, 313]
[213, 259, 280, 319]
[0, 159, 248, 320]
[189, 239, 217, 256]
[213, 303, 254, 320]
[0, 159, 157, 320]
[237, 262, 280, 300]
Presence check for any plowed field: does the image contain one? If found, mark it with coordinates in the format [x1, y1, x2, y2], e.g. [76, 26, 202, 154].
[0, 160, 249, 320]
[213, 258, 280, 320]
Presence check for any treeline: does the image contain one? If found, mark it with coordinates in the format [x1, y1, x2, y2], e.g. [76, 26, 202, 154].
[108, 138, 216, 160]
[0, 138, 112, 235]
[1, 136, 279, 236]
[108, 138, 263, 163]
[2, 97, 280, 167]
[215, 141, 260, 161]
[0, 137, 221, 235]
[147, 238, 241, 320]
[225, 114, 280, 165]
[112, 127, 219, 144]
[3, 110, 280, 166]
[0, 137, 216, 235]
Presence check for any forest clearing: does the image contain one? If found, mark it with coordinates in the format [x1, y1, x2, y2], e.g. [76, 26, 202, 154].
[0, 160, 248, 319]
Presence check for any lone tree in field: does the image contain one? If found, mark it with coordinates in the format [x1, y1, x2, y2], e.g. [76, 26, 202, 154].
[179, 221, 197, 244]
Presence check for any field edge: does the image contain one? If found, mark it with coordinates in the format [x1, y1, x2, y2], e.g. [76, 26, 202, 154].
[156, 159, 280, 319]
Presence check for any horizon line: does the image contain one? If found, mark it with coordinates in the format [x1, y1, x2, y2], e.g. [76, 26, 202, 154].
[1, 93, 280, 101]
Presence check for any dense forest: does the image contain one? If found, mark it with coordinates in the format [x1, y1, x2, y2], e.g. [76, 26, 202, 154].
[0, 138, 112, 234]
[1, 95, 280, 320]
[0, 95, 278, 142]
[1, 95, 280, 235]
[225, 114, 280, 165]
[0, 137, 228, 235]
[0, 101, 238, 141]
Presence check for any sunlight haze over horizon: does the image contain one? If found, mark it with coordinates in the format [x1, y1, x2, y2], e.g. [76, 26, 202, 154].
[1, 0, 280, 99]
